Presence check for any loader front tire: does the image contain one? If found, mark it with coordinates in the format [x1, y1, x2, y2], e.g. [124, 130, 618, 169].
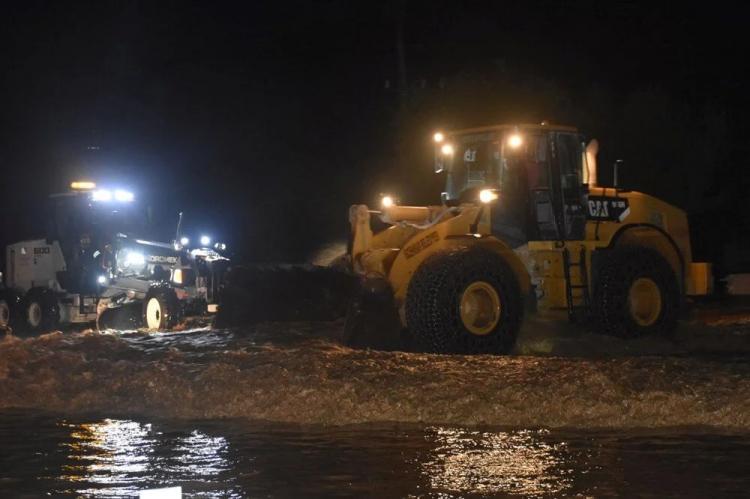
[405, 247, 522, 355]
[593, 246, 679, 338]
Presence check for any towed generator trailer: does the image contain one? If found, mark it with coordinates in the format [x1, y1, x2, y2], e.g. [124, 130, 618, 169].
[0, 182, 228, 334]
[341, 123, 713, 354]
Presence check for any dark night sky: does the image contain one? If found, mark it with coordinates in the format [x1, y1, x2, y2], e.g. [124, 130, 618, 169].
[1, 1, 747, 265]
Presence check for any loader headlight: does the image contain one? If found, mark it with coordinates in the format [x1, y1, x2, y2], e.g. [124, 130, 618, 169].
[200, 235, 211, 246]
[97, 275, 107, 285]
[122, 250, 145, 267]
[172, 268, 183, 284]
[507, 134, 523, 149]
[441, 143, 455, 156]
[479, 189, 499, 204]
[433, 132, 444, 143]
[214, 242, 226, 251]
[180, 236, 190, 246]
[381, 195, 395, 208]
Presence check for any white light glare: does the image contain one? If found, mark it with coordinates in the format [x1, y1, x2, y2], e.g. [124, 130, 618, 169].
[114, 189, 134, 202]
[381, 195, 395, 208]
[507, 134, 523, 148]
[200, 235, 211, 246]
[92, 189, 112, 201]
[124, 250, 145, 267]
[97, 275, 107, 285]
[433, 132, 444, 143]
[479, 189, 499, 203]
[441, 143, 454, 155]
[180, 236, 190, 246]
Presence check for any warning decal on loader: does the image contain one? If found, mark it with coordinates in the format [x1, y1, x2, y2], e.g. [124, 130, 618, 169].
[586, 196, 630, 222]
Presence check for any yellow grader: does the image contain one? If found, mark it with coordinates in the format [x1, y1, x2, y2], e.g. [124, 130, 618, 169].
[343, 123, 712, 354]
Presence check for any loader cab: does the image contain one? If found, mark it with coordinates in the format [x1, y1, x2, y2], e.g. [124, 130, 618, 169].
[436, 125, 587, 247]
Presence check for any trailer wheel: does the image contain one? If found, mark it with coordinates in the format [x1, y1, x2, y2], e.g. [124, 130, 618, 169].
[405, 247, 522, 355]
[0, 296, 14, 329]
[0, 293, 18, 329]
[143, 288, 180, 330]
[593, 246, 679, 338]
[21, 288, 60, 334]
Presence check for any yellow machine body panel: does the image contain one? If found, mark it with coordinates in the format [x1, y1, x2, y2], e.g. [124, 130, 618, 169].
[352, 186, 710, 320]
[351, 204, 530, 307]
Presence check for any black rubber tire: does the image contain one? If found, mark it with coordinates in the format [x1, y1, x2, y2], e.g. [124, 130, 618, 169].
[593, 246, 679, 338]
[142, 288, 181, 330]
[405, 247, 523, 355]
[0, 290, 21, 331]
[21, 288, 60, 334]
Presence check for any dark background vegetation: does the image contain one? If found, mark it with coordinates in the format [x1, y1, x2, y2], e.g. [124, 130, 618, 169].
[1, 1, 747, 269]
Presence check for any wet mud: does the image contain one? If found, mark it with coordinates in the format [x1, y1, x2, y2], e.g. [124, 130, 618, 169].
[1, 314, 749, 429]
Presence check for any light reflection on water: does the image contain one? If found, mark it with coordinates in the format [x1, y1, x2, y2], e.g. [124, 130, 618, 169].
[423, 427, 576, 496]
[1, 411, 749, 498]
[57, 419, 233, 497]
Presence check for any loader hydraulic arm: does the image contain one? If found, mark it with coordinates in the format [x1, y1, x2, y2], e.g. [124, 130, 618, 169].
[349, 205, 373, 262]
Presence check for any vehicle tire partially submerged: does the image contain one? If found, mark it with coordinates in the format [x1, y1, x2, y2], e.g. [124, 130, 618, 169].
[405, 247, 523, 355]
[593, 246, 679, 338]
[21, 288, 60, 334]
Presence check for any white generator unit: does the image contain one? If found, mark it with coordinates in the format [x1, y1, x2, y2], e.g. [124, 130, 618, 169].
[2, 239, 99, 329]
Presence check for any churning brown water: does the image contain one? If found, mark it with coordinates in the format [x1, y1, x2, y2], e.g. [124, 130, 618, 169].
[1, 318, 750, 427]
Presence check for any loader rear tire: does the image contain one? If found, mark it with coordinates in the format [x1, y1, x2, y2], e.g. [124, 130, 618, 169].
[405, 247, 522, 355]
[593, 246, 679, 338]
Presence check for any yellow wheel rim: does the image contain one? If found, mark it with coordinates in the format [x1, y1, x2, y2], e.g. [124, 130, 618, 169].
[460, 281, 501, 336]
[628, 277, 662, 327]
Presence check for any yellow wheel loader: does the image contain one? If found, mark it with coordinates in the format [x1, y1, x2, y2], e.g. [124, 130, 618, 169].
[344, 124, 713, 354]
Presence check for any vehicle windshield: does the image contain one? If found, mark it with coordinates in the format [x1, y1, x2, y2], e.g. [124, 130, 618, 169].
[49, 194, 152, 245]
[443, 131, 501, 201]
[441, 130, 549, 202]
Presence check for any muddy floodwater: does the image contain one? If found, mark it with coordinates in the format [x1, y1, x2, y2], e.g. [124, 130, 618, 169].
[2, 317, 750, 428]
[2, 314, 750, 496]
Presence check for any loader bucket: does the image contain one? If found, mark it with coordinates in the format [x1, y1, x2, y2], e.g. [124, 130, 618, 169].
[214, 264, 358, 327]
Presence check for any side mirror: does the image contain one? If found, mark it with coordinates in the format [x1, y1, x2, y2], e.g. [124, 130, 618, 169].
[613, 159, 624, 188]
